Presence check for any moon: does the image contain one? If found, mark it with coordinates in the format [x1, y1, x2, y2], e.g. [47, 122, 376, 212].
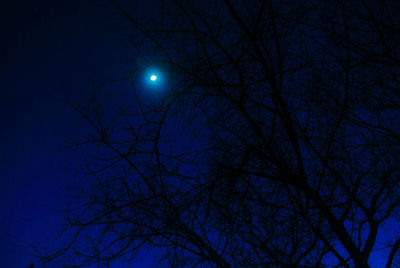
[150, 75, 157, 81]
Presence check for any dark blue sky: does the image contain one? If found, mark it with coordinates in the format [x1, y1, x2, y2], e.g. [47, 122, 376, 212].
[2, 1, 396, 267]
[0, 1, 140, 266]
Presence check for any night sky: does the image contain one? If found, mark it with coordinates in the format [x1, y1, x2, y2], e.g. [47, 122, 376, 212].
[1, 1, 140, 266]
[2, 1, 400, 267]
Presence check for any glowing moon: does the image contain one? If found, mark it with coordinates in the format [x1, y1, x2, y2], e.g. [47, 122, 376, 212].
[150, 75, 157, 81]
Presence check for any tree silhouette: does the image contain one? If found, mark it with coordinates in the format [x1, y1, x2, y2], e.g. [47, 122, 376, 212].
[37, 0, 400, 267]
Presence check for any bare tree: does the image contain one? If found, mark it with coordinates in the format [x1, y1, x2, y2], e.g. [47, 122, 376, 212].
[37, 0, 400, 267]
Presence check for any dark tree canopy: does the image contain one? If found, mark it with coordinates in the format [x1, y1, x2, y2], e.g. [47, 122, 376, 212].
[36, 0, 400, 267]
